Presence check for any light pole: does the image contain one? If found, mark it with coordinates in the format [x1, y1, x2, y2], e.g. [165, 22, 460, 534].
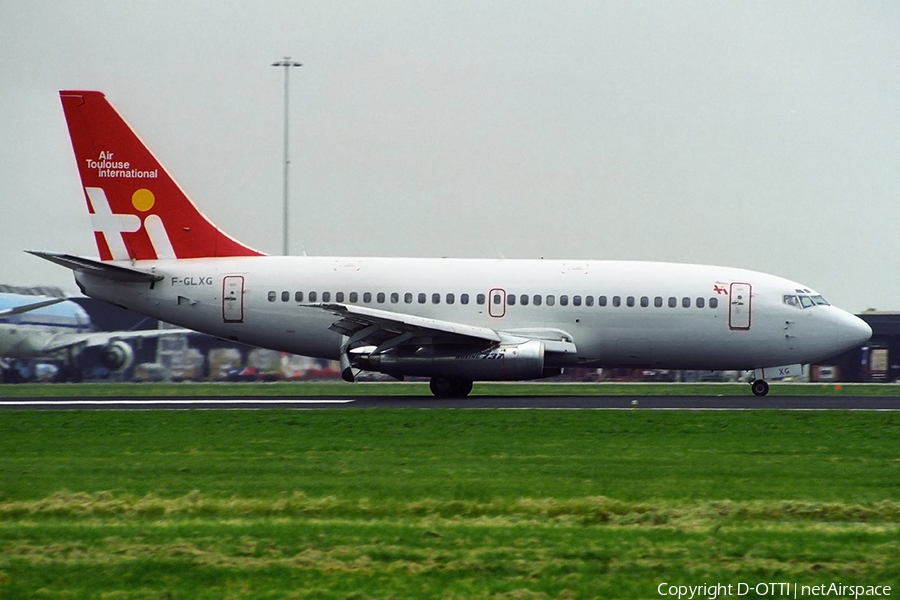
[271, 57, 302, 256]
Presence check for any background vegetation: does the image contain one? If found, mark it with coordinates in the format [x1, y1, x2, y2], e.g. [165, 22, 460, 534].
[1, 409, 898, 599]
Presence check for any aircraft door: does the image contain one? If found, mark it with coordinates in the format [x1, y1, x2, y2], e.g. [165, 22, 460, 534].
[488, 288, 506, 318]
[729, 282, 751, 330]
[222, 275, 245, 323]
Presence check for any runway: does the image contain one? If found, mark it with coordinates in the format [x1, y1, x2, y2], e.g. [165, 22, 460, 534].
[1, 395, 899, 410]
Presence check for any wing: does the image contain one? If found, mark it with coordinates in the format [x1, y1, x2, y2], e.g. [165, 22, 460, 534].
[42, 328, 194, 353]
[315, 302, 578, 351]
[0, 297, 66, 318]
[315, 302, 501, 352]
[311, 303, 578, 381]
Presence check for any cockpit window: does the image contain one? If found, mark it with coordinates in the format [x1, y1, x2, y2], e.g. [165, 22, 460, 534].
[784, 294, 830, 309]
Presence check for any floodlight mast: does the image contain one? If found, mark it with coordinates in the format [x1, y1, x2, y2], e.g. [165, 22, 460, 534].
[271, 57, 302, 256]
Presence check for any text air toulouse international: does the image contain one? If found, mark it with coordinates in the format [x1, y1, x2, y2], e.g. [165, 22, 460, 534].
[85, 158, 157, 179]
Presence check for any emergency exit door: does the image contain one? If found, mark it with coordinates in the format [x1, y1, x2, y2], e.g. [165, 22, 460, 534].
[222, 276, 245, 323]
[729, 282, 751, 330]
[488, 288, 506, 318]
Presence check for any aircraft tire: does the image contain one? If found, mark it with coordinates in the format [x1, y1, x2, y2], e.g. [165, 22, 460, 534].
[455, 378, 474, 397]
[751, 379, 770, 397]
[429, 376, 473, 398]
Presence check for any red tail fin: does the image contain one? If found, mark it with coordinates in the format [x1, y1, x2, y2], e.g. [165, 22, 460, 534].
[59, 90, 263, 260]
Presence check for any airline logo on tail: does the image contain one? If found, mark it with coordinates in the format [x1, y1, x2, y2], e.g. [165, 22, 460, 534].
[60, 90, 263, 261]
[82, 147, 173, 261]
[86, 186, 175, 261]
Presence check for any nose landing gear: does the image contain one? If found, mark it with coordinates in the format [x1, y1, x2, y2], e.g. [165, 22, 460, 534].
[750, 379, 770, 397]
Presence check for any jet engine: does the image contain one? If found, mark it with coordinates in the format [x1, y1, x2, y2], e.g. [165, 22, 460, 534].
[355, 340, 546, 381]
[99, 341, 135, 372]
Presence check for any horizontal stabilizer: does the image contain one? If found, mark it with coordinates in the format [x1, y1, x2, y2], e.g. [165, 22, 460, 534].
[27, 251, 163, 283]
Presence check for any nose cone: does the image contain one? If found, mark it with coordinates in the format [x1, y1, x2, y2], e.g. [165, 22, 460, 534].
[833, 309, 872, 350]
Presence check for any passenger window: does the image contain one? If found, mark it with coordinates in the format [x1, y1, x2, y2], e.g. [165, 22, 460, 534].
[309, 291, 318, 302]
[294, 291, 303, 302]
[599, 295, 608, 307]
[560, 295, 569, 306]
[682, 297, 690, 308]
[654, 296, 663, 308]
[476, 294, 485, 305]
[520, 294, 529, 306]
[573, 295, 582, 307]
[390, 292, 399, 304]
[461, 293, 469, 305]
[418, 293, 426, 304]
[432, 293, 441, 304]
[322, 292, 331, 302]
[362, 292, 371, 303]
[268, 291, 276, 302]
[447, 293, 455, 304]
[709, 297, 718, 309]
[626, 296, 635, 307]
[405, 292, 413, 304]
[640, 296, 649, 308]
[533, 295, 542, 306]
[336, 292, 344, 302]
[492, 293, 502, 305]
[696, 297, 705, 309]
[612, 296, 621, 307]
[350, 292, 358, 303]
[546, 295, 556, 306]
[585, 296, 594, 307]
[377, 292, 385, 303]
[507, 294, 516, 306]
[668, 297, 677, 308]
[281, 291, 290, 302]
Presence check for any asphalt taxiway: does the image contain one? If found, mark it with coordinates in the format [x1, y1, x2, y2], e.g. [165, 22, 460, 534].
[1, 395, 899, 410]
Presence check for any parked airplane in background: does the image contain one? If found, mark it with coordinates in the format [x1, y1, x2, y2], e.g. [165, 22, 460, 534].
[0, 291, 185, 382]
[31, 90, 872, 396]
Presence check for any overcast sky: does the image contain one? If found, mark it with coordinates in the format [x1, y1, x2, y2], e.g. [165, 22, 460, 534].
[1, 1, 898, 312]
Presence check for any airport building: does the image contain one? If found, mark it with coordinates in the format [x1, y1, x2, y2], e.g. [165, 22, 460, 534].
[825, 312, 900, 383]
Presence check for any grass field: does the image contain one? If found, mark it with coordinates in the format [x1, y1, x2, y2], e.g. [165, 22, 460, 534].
[2, 380, 900, 397]
[1, 409, 898, 599]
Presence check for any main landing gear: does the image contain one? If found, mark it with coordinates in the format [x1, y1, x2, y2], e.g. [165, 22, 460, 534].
[429, 376, 474, 398]
[750, 379, 770, 397]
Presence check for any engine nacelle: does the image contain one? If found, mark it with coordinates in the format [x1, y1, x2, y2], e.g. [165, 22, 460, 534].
[356, 340, 545, 381]
[99, 340, 135, 372]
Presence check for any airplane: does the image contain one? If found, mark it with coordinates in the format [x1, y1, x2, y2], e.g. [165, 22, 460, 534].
[0, 291, 187, 382]
[30, 90, 872, 397]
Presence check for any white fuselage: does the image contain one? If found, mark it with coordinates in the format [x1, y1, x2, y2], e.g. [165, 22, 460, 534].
[74, 256, 870, 372]
[0, 299, 90, 359]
